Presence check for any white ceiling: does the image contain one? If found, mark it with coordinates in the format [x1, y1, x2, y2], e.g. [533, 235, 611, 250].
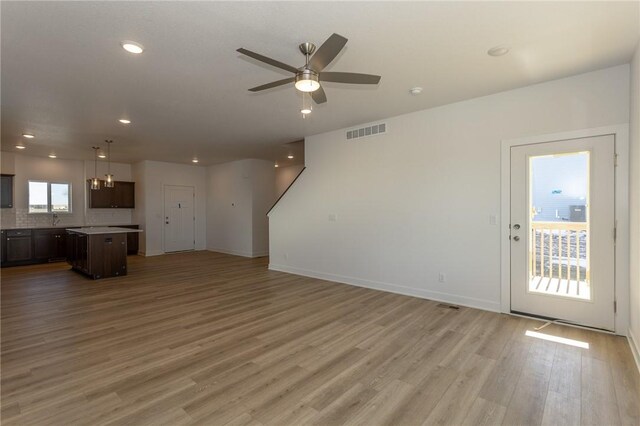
[2, 1, 638, 166]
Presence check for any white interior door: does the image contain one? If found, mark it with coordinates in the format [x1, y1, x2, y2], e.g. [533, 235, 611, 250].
[164, 185, 195, 253]
[510, 135, 615, 330]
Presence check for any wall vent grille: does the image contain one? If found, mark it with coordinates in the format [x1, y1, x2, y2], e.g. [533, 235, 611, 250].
[346, 123, 387, 140]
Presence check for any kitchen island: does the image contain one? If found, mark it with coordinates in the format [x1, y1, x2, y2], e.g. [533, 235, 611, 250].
[67, 227, 142, 279]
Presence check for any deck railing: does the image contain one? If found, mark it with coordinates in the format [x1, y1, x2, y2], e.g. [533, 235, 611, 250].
[530, 221, 588, 283]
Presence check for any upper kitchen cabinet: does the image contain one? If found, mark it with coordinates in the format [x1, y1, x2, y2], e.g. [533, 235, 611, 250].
[87, 180, 135, 208]
[1, 174, 14, 208]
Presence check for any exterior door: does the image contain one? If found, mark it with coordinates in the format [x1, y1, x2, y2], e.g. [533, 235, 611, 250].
[510, 135, 615, 330]
[164, 185, 195, 253]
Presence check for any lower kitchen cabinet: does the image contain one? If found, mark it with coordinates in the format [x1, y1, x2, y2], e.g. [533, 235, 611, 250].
[67, 231, 127, 279]
[6, 230, 33, 263]
[2, 225, 140, 267]
[34, 229, 67, 261]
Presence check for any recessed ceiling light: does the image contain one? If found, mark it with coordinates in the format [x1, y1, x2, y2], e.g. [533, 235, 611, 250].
[48, 154, 57, 159]
[119, 119, 131, 124]
[121, 41, 144, 54]
[192, 158, 199, 163]
[274, 163, 279, 168]
[487, 46, 510, 57]
[98, 153, 107, 159]
[301, 108, 312, 115]
[22, 133, 35, 138]
[287, 155, 294, 159]
[15, 145, 26, 149]
[409, 87, 423, 95]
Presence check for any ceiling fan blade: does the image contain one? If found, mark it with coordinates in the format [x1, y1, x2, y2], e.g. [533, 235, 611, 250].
[319, 72, 381, 85]
[311, 86, 327, 104]
[237, 48, 298, 74]
[248, 77, 295, 92]
[309, 33, 348, 72]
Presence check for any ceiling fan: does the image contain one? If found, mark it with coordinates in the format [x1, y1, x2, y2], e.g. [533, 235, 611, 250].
[237, 33, 381, 104]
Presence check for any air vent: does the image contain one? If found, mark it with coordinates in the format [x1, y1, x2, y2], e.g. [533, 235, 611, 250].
[346, 123, 387, 140]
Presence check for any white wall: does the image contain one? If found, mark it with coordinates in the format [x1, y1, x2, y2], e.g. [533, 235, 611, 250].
[137, 160, 207, 256]
[252, 160, 276, 256]
[629, 41, 640, 361]
[0, 153, 133, 228]
[207, 160, 254, 256]
[132, 161, 147, 254]
[207, 159, 275, 257]
[276, 165, 305, 198]
[269, 65, 630, 313]
[1, 152, 15, 174]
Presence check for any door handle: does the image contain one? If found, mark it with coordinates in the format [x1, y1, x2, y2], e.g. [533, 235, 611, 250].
[513, 224, 521, 230]
[513, 236, 520, 241]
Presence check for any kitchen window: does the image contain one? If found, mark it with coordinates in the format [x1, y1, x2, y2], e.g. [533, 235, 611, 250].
[28, 181, 72, 213]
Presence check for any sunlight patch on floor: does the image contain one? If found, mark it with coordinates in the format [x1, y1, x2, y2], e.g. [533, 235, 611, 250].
[525, 330, 589, 349]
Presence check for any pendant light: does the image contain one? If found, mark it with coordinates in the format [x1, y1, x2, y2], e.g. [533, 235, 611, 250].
[91, 147, 101, 190]
[104, 140, 114, 188]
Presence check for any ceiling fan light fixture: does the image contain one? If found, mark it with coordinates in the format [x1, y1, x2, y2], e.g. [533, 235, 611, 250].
[295, 71, 320, 93]
[300, 107, 312, 115]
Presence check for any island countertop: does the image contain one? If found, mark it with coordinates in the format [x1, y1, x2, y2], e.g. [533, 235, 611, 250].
[66, 227, 143, 235]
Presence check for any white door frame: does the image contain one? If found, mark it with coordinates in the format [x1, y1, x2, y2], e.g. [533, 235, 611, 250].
[163, 184, 196, 253]
[500, 124, 629, 335]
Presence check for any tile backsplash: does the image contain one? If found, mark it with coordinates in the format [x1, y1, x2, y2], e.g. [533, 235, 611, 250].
[1, 208, 133, 229]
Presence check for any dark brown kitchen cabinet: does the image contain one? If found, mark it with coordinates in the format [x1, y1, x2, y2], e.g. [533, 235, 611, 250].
[87, 180, 135, 208]
[67, 231, 127, 279]
[1, 230, 6, 263]
[1, 174, 14, 208]
[116, 225, 139, 255]
[113, 182, 135, 208]
[66, 232, 88, 274]
[34, 229, 67, 261]
[6, 229, 32, 262]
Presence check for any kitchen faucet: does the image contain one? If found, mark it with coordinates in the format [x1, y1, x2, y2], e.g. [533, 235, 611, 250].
[52, 213, 60, 227]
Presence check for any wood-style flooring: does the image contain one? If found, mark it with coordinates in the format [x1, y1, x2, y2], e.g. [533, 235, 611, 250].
[1, 251, 638, 425]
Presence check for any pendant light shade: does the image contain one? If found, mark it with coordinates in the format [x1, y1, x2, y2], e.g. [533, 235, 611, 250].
[91, 147, 101, 190]
[104, 140, 114, 188]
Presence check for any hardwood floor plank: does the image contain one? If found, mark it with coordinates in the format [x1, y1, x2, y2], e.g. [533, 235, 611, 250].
[541, 390, 580, 426]
[460, 397, 507, 426]
[1, 251, 638, 425]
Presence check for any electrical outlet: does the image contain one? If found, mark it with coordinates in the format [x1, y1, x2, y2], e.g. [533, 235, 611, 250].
[328, 214, 337, 222]
[438, 273, 446, 283]
[284, 253, 289, 260]
[489, 215, 497, 225]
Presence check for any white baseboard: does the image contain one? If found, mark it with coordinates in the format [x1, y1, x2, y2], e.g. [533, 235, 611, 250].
[628, 328, 640, 373]
[208, 248, 268, 258]
[140, 250, 164, 257]
[268, 263, 501, 313]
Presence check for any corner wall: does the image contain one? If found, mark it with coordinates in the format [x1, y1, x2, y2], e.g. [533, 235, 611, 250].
[206, 159, 275, 257]
[629, 40, 640, 365]
[276, 165, 305, 198]
[269, 65, 630, 313]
